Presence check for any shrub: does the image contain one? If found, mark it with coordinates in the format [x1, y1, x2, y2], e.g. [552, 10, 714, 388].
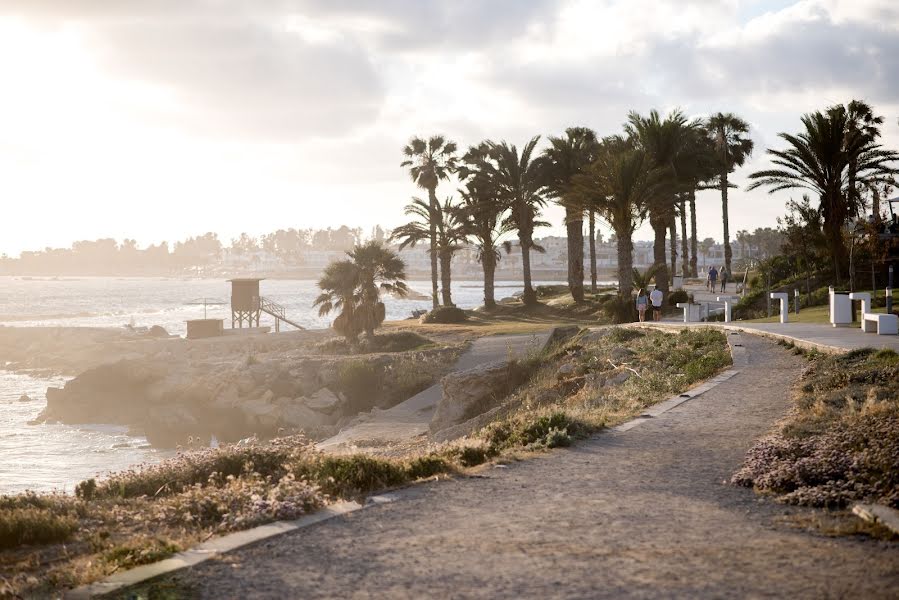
[667, 289, 689, 306]
[601, 297, 636, 324]
[420, 306, 468, 324]
[405, 455, 451, 479]
[335, 361, 381, 411]
[0, 507, 78, 549]
[103, 538, 181, 570]
[606, 327, 644, 344]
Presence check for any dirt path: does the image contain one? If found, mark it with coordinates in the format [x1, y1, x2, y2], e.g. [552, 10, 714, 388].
[142, 334, 899, 599]
[317, 332, 549, 454]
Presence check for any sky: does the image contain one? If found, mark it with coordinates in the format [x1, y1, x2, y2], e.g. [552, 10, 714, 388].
[0, 0, 897, 256]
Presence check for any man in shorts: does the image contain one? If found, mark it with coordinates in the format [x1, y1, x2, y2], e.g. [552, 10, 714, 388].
[649, 285, 664, 321]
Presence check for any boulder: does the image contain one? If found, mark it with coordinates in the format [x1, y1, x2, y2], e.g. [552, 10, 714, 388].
[17, 394, 32, 403]
[430, 362, 516, 434]
[609, 346, 637, 362]
[604, 370, 632, 387]
[556, 363, 577, 379]
[279, 401, 334, 429]
[148, 325, 169, 338]
[303, 388, 344, 413]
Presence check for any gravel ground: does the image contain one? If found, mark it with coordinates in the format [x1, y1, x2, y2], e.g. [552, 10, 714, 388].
[136, 334, 899, 599]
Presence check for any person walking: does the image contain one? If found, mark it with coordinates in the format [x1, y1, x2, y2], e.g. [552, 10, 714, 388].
[706, 266, 712, 291]
[649, 285, 664, 321]
[719, 266, 728, 293]
[635, 288, 648, 322]
[709, 265, 718, 293]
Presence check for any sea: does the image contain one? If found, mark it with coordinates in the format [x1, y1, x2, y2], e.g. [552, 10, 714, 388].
[0, 276, 549, 494]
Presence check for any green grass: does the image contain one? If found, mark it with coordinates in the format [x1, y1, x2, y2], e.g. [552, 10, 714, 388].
[742, 287, 898, 324]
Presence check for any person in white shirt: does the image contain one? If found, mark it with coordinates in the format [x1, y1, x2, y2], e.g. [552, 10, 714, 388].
[649, 285, 664, 321]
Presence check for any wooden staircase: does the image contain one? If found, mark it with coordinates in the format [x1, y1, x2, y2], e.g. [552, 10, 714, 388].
[259, 296, 305, 331]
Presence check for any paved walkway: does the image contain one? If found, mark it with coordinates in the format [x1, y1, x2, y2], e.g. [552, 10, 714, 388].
[150, 333, 898, 599]
[663, 282, 899, 352]
[317, 333, 549, 453]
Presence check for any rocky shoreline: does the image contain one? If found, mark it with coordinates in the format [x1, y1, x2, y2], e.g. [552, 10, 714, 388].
[2, 326, 459, 447]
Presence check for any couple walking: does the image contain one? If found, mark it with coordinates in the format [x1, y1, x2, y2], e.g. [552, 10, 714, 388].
[635, 286, 663, 322]
[707, 265, 729, 293]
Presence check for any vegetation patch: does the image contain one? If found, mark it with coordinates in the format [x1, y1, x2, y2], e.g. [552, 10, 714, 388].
[314, 331, 436, 355]
[473, 326, 732, 453]
[421, 306, 469, 324]
[733, 348, 899, 509]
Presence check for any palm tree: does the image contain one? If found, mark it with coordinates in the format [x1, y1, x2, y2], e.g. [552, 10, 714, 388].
[706, 112, 754, 274]
[747, 106, 897, 281]
[467, 137, 548, 306]
[573, 136, 659, 302]
[699, 237, 715, 270]
[455, 181, 512, 309]
[542, 127, 599, 302]
[626, 109, 701, 294]
[401, 135, 458, 309]
[391, 197, 465, 306]
[843, 100, 884, 216]
[313, 242, 408, 341]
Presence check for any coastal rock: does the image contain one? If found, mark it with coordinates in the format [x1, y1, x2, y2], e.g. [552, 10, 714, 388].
[609, 346, 637, 362]
[148, 325, 169, 338]
[556, 363, 577, 379]
[17, 394, 32, 402]
[604, 371, 632, 387]
[303, 388, 344, 413]
[431, 362, 517, 434]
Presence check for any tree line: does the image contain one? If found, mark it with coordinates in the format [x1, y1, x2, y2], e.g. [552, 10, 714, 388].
[388, 100, 898, 317]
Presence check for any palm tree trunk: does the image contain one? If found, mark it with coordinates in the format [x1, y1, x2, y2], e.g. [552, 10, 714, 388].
[650, 216, 669, 294]
[520, 234, 536, 306]
[669, 217, 677, 284]
[565, 208, 585, 303]
[721, 170, 732, 274]
[689, 191, 698, 277]
[482, 250, 496, 309]
[616, 227, 634, 300]
[680, 200, 689, 278]
[427, 188, 440, 309]
[439, 251, 453, 306]
[588, 209, 597, 293]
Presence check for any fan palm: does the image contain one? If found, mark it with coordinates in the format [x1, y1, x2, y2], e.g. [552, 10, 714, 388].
[391, 197, 466, 306]
[706, 112, 754, 274]
[466, 137, 548, 306]
[313, 242, 408, 341]
[843, 100, 885, 215]
[455, 178, 512, 309]
[626, 109, 701, 294]
[401, 135, 458, 309]
[542, 127, 599, 302]
[573, 136, 660, 301]
[747, 106, 898, 281]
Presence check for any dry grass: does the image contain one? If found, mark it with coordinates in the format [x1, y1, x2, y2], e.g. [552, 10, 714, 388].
[469, 327, 733, 459]
[733, 348, 899, 510]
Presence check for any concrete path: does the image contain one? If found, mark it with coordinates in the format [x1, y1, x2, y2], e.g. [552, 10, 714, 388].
[317, 332, 549, 453]
[151, 333, 898, 599]
[652, 320, 899, 353]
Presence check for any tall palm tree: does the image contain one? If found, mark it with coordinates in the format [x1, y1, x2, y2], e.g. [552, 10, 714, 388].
[747, 107, 897, 281]
[314, 242, 407, 341]
[455, 181, 512, 309]
[542, 127, 599, 302]
[706, 112, 754, 274]
[843, 100, 884, 216]
[401, 135, 458, 309]
[626, 109, 701, 294]
[573, 136, 660, 302]
[391, 197, 465, 306]
[474, 137, 548, 306]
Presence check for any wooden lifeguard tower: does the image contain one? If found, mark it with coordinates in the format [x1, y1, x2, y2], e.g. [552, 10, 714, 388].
[229, 278, 262, 328]
[228, 278, 305, 331]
